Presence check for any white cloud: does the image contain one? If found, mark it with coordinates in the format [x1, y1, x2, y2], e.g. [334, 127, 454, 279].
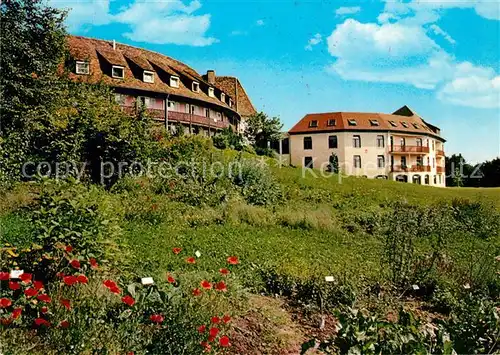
[335, 6, 361, 16]
[305, 33, 322, 51]
[428, 24, 456, 44]
[256, 19, 265, 26]
[50, 0, 112, 31]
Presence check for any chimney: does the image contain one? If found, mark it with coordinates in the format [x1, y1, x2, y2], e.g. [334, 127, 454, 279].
[112, 40, 116, 50]
[206, 70, 215, 84]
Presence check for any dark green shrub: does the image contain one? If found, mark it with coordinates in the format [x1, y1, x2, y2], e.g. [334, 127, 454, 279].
[451, 198, 500, 239]
[212, 127, 244, 151]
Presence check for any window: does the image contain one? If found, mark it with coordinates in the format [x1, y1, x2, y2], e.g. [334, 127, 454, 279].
[400, 137, 406, 146]
[190, 105, 196, 115]
[184, 104, 190, 113]
[167, 101, 176, 110]
[427, 157, 430, 166]
[112, 65, 124, 79]
[389, 120, 397, 127]
[377, 155, 385, 168]
[434, 175, 437, 184]
[327, 119, 336, 126]
[309, 120, 318, 128]
[376, 135, 384, 148]
[433, 158, 435, 168]
[170, 76, 179, 88]
[416, 138, 422, 147]
[328, 135, 338, 149]
[114, 93, 125, 106]
[401, 121, 409, 128]
[76, 61, 89, 75]
[140, 97, 162, 109]
[353, 135, 361, 148]
[369, 119, 379, 126]
[417, 156, 423, 166]
[348, 119, 357, 126]
[304, 157, 313, 168]
[401, 156, 407, 168]
[303, 137, 312, 150]
[353, 155, 361, 168]
[208, 87, 215, 97]
[221, 93, 225, 102]
[412, 123, 419, 129]
[439, 175, 442, 184]
[432, 140, 435, 150]
[143, 71, 154, 83]
[229, 98, 233, 107]
[192, 81, 200, 92]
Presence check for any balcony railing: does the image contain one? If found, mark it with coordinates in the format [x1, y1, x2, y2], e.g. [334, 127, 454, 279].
[436, 149, 445, 156]
[436, 166, 445, 173]
[390, 145, 430, 153]
[149, 110, 230, 129]
[391, 165, 431, 172]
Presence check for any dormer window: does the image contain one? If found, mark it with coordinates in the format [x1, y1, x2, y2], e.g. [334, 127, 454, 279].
[208, 87, 215, 97]
[369, 119, 379, 126]
[170, 76, 179, 88]
[75, 61, 89, 75]
[112, 65, 124, 79]
[412, 123, 419, 129]
[192, 81, 200, 92]
[221, 93, 225, 102]
[309, 120, 318, 128]
[143, 70, 154, 83]
[389, 120, 397, 127]
[327, 119, 336, 126]
[347, 119, 357, 126]
[401, 121, 409, 128]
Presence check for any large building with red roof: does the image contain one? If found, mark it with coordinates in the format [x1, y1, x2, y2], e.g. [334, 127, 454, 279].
[65, 35, 256, 135]
[287, 106, 446, 186]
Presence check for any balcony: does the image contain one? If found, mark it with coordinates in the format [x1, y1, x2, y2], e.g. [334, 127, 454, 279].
[436, 149, 445, 156]
[437, 166, 445, 173]
[391, 165, 431, 173]
[390, 145, 430, 154]
[150, 110, 230, 130]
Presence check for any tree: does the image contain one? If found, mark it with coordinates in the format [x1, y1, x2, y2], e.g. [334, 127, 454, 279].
[244, 112, 283, 152]
[326, 153, 339, 173]
[479, 158, 500, 187]
[445, 154, 474, 187]
[212, 127, 243, 151]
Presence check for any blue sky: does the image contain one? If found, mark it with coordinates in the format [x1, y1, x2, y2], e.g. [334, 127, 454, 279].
[53, 0, 499, 163]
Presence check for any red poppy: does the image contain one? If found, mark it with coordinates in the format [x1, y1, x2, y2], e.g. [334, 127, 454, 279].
[150, 314, 164, 323]
[0, 298, 12, 308]
[77, 275, 88, 284]
[60, 298, 71, 310]
[209, 327, 219, 338]
[198, 324, 206, 333]
[12, 308, 22, 319]
[219, 335, 230, 347]
[200, 341, 211, 352]
[89, 258, 98, 269]
[59, 320, 70, 328]
[34, 318, 50, 327]
[192, 288, 202, 296]
[201, 280, 212, 290]
[65, 245, 73, 253]
[219, 268, 230, 276]
[166, 274, 175, 284]
[208, 335, 216, 342]
[227, 256, 239, 265]
[110, 286, 121, 294]
[186, 257, 196, 264]
[223, 315, 231, 324]
[214, 281, 227, 292]
[24, 288, 37, 297]
[103, 279, 117, 289]
[63, 275, 78, 286]
[122, 295, 135, 306]
[1, 318, 13, 326]
[37, 294, 51, 303]
[172, 247, 182, 255]
[70, 260, 81, 269]
[0, 272, 9, 280]
[211, 316, 220, 324]
[19, 273, 32, 282]
[41, 306, 48, 313]
[9, 281, 20, 290]
[33, 280, 44, 290]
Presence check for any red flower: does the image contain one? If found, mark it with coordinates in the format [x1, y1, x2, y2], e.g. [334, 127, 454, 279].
[201, 280, 212, 290]
[172, 247, 182, 255]
[166, 274, 175, 284]
[103, 279, 117, 289]
[186, 257, 196, 264]
[211, 316, 220, 324]
[59, 320, 70, 328]
[34, 318, 50, 327]
[227, 256, 239, 265]
[214, 281, 227, 292]
[110, 286, 121, 294]
[208, 335, 216, 343]
[12, 308, 22, 319]
[122, 295, 135, 306]
[9, 281, 20, 290]
[198, 324, 206, 333]
[89, 258, 98, 269]
[0, 272, 9, 280]
[200, 341, 211, 352]
[150, 314, 164, 323]
[1, 318, 13, 326]
[33, 280, 44, 290]
[223, 315, 231, 324]
[209, 327, 219, 338]
[60, 298, 71, 310]
[19, 273, 32, 282]
[219, 268, 230, 276]
[77, 275, 88, 284]
[63, 275, 78, 286]
[192, 288, 202, 296]
[65, 245, 73, 253]
[41, 306, 48, 313]
[70, 260, 81, 269]
[37, 294, 52, 303]
[24, 288, 37, 297]
[0, 298, 12, 308]
[219, 335, 230, 347]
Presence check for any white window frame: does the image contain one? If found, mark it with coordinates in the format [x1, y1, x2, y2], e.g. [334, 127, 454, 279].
[208, 87, 215, 97]
[167, 101, 176, 110]
[192, 81, 200, 93]
[170, 76, 179, 88]
[221, 93, 226, 102]
[76, 61, 89, 75]
[112, 65, 124, 79]
[143, 70, 154, 83]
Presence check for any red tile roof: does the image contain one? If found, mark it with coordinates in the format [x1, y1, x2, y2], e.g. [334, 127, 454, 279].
[213, 76, 257, 117]
[288, 107, 444, 141]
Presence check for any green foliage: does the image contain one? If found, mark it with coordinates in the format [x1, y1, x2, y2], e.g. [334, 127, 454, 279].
[327, 153, 339, 173]
[212, 127, 244, 151]
[244, 112, 283, 151]
[451, 198, 500, 239]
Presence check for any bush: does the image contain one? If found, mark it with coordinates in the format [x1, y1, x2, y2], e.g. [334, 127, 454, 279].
[450, 198, 500, 239]
[212, 128, 244, 151]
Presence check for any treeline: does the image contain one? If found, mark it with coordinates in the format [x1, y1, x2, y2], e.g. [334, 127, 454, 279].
[446, 154, 500, 187]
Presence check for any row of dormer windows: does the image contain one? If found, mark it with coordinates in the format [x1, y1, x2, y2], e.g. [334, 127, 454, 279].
[305, 117, 428, 131]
